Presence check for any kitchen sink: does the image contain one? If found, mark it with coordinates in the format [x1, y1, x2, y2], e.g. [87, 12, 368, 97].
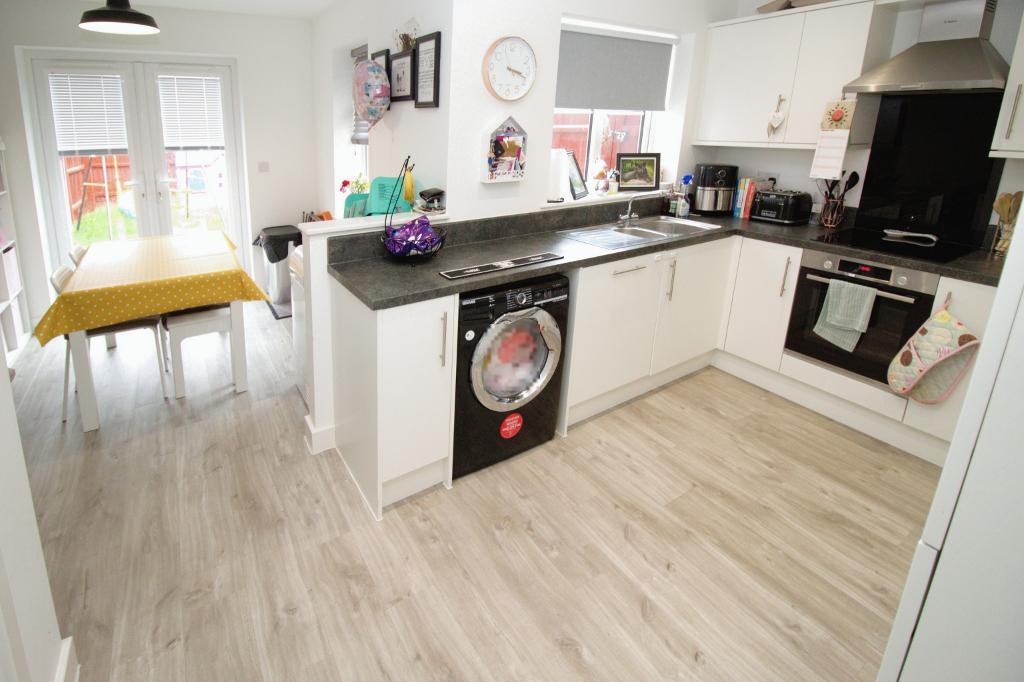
[563, 216, 721, 250]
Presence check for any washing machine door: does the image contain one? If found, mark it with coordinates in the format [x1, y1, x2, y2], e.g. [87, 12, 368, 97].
[470, 307, 562, 413]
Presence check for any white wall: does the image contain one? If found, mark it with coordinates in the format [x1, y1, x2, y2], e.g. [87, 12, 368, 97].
[0, 0, 317, 320]
[312, 0, 736, 222]
[0, 343, 71, 682]
[367, 2, 454, 198]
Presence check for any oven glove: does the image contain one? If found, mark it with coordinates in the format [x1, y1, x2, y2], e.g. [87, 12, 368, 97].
[887, 302, 980, 404]
[812, 279, 877, 352]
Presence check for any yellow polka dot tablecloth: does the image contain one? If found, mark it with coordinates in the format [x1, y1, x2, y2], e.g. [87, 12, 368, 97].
[34, 232, 268, 346]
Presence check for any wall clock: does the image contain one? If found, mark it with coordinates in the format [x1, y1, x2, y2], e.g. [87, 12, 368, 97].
[483, 36, 536, 101]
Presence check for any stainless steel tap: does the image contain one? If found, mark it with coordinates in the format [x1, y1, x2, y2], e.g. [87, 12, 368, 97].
[619, 190, 665, 228]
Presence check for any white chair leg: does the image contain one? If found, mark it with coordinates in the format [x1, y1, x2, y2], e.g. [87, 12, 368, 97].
[170, 329, 186, 399]
[105, 332, 117, 350]
[62, 341, 71, 423]
[158, 324, 170, 372]
[229, 301, 247, 393]
[152, 327, 169, 400]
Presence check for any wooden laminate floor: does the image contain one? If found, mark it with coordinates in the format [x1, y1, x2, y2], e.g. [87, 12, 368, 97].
[11, 302, 940, 681]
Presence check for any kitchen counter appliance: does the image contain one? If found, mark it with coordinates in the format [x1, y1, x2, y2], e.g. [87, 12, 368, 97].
[750, 189, 812, 225]
[784, 248, 938, 385]
[691, 163, 738, 216]
[453, 274, 569, 479]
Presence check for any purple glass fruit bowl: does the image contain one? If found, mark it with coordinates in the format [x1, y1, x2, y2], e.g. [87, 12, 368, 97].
[380, 216, 447, 258]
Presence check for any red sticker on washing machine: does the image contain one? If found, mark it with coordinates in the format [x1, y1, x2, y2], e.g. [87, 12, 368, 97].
[499, 412, 523, 439]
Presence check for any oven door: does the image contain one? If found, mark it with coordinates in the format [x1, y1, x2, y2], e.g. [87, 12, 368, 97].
[784, 267, 935, 385]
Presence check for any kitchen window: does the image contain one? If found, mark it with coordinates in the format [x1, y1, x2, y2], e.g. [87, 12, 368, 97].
[552, 108, 648, 181]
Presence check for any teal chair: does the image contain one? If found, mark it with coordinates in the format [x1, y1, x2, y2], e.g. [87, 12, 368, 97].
[366, 177, 413, 215]
[343, 192, 368, 218]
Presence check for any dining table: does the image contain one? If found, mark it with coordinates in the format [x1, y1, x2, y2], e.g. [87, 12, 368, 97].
[34, 231, 267, 432]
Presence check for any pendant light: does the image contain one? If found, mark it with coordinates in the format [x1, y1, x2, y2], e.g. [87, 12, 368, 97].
[79, 0, 160, 35]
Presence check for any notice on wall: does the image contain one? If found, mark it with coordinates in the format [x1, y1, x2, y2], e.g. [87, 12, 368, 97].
[809, 128, 850, 180]
[417, 40, 436, 104]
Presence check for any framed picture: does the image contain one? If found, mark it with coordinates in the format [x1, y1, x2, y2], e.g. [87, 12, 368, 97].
[415, 32, 441, 108]
[371, 49, 391, 109]
[566, 150, 588, 200]
[390, 49, 415, 102]
[616, 153, 661, 192]
[483, 117, 526, 183]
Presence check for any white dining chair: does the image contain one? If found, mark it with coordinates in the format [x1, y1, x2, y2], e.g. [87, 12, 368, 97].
[162, 304, 240, 399]
[68, 244, 87, 266]
[51, 266, 168, 422]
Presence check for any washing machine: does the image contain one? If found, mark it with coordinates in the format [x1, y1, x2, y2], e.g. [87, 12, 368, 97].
[453, 274, 570, 479]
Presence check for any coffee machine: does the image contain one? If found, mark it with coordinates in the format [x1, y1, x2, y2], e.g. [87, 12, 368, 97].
[691, 164, 738, 216]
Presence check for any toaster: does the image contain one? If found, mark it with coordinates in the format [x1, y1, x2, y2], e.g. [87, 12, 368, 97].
[750, 190, 812, 225]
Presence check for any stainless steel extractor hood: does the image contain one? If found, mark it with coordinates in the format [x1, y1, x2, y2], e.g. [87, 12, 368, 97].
[845, 0, 1008, 94]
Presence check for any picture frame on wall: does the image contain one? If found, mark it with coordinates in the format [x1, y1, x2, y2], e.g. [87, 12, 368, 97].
[566, 150, 588, 200]
[616, 153, 661, 192]
[371, 49, 391, 109]
[390, 49, 415, 102]
[414, 32, 441, 108]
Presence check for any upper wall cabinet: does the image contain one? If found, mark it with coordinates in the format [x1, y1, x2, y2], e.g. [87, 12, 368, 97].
[991, 18, 1024, 156]
[696, 0, 888, 149]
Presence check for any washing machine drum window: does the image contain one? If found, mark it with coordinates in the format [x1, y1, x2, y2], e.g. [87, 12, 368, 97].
[471, 308, 562, 412]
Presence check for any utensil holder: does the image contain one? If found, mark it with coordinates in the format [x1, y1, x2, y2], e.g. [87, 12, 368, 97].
[819, 197, 845, 230]
[994, 220, 1015, 255]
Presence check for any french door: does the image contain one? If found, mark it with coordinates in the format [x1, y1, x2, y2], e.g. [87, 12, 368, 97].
[31, 57, 244, 263]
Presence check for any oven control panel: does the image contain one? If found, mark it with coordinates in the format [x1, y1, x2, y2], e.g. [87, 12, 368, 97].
[802, 248, 939, 295]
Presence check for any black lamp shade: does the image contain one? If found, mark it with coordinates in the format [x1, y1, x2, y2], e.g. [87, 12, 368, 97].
[80, 0, 160, 35]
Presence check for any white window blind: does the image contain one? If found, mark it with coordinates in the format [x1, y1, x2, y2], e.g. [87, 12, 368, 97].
[352, 44, 370, 145]
[157, 75, 225, 150]
[48, 73, 128, 156]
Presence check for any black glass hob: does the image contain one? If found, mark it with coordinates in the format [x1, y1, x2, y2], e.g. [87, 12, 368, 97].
[815, 228, 977, 263]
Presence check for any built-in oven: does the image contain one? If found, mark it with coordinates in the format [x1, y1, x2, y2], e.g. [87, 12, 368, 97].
[784, 249, 939, 386]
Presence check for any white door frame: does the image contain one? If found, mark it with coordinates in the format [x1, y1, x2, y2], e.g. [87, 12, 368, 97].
[16, 47, 253, 276]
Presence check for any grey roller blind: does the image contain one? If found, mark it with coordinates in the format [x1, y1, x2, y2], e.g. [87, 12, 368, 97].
[48, 73, 128, 156]
[556, 31, 672, 111]
[157, 75, 225, 150]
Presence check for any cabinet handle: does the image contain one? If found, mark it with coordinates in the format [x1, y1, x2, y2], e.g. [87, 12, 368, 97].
[779, 256, 792, 297]
[666, 260, 678, 301]
[613, 265, 647, 276]
[440, 311, 448, 367]
[1007, 83, 1023, 139]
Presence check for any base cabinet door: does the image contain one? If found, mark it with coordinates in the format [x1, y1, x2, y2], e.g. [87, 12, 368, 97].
[902, 278, 996, 442]
[724, 238, 802, 370]
[569, 253, 660, 405]
[379, 295, 457, 481]
[651, 238, 739, 375]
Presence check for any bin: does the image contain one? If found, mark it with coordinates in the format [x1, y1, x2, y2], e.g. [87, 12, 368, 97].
[253, 225, 302, 305]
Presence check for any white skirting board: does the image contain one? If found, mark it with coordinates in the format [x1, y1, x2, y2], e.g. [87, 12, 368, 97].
[55, 637, 78, 682]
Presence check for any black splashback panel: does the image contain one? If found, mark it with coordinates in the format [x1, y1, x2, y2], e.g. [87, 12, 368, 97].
[855, 92, 1004, 248]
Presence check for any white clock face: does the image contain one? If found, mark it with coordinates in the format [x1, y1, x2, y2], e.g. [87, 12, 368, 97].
[484, 37, 536, 101]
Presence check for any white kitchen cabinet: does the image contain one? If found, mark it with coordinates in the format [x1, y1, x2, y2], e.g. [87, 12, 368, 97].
[651, 237, 740, 375]
[379, 296, 457, 482]
[785, 2, 876, 145]
[332, 280, 457, 519]
[696, 0, 885, 148]
[568, 252, 660, 406]
[902, 278, 996, 442]
[724, 238, 802, 370]
[696, 13, 803, 146]
[991, 17, 1024, 155]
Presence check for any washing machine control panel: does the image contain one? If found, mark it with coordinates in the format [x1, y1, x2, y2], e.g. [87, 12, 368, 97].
[508, 289, 533, 309]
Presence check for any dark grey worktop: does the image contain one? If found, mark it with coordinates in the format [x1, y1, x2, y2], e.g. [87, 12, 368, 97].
[328, 201, 1005, 310]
